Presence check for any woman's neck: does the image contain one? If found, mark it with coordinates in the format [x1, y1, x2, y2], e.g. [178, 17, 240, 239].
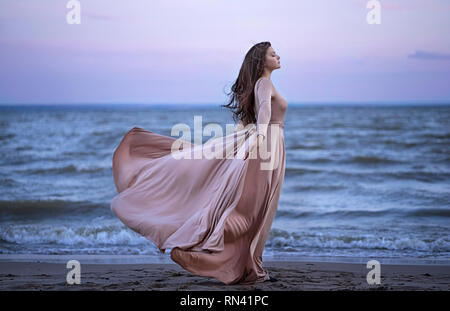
[261, 69, 272, 80]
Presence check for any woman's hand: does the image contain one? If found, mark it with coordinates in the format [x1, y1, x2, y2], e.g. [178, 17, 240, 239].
[257, 133, 266, 144]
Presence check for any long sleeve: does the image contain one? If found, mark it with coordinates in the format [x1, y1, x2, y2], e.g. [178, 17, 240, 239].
[255, 78, 272, 139]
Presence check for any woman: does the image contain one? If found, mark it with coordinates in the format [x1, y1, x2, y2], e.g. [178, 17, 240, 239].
[110, 41, 287, 285]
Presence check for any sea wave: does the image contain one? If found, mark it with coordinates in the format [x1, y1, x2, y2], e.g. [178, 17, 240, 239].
[290, 184, 346, 192]
[267, 228, 450, 252]
[0, 199, 110, 219]
[0, 178, 20, 187]
[0, 223, 448, 256]
[382, 170, 450, 182]
[276, 207, 450, 219]
[290, 143, 325, 150]
[343, 155, 401, 164]
[285, 167, 323, 175]
[285, 165, 450, 183]
[0, 133, 15, 141]
[16, 164, 110, 175]
[0, 220, 143, 246]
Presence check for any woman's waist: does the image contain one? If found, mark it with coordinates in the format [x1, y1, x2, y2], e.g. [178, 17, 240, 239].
[268, 120, 284, 128]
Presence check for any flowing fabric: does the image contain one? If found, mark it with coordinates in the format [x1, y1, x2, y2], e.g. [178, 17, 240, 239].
[110, 77, 288, 284]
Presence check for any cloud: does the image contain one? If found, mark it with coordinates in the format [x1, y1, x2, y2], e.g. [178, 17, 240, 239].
[408, 50, 450, 60]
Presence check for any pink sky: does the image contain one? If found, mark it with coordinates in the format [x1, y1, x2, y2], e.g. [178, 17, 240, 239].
[0, 0, 449, 104]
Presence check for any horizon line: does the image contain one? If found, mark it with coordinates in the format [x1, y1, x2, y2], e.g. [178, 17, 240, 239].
[0, 100, 449, 107]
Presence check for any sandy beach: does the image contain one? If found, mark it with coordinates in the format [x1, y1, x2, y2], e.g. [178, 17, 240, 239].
[1, 260, 449, 291]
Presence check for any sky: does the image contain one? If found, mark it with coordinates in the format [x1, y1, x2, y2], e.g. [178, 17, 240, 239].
[0, 0, 449, 104]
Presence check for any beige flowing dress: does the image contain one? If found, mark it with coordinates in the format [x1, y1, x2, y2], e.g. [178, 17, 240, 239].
[110, 77, 287, 284]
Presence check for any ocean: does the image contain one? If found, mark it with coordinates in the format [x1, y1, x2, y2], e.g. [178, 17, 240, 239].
[0, 103, 449, 265]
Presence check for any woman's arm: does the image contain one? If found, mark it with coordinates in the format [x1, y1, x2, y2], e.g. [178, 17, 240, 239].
[256, 78, 273, 140]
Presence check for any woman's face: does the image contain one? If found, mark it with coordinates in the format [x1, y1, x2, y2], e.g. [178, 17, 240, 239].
[264, 47, 281, 70]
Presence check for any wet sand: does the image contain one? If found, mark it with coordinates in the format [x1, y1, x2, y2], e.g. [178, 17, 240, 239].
[1, 260, 449, 291]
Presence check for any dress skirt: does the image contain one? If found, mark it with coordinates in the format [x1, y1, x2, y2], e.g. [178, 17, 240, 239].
[110, 122, 285, 284]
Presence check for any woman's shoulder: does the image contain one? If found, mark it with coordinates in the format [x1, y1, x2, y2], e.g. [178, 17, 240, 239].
[256, 76, 272, 84]
[255, 77, 274, 90]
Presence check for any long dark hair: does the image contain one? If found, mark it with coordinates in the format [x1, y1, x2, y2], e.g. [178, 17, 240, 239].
[222, 41, 271, 127]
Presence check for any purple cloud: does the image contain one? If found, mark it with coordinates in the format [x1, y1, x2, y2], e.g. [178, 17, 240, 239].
[408, 50, 450, 60]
